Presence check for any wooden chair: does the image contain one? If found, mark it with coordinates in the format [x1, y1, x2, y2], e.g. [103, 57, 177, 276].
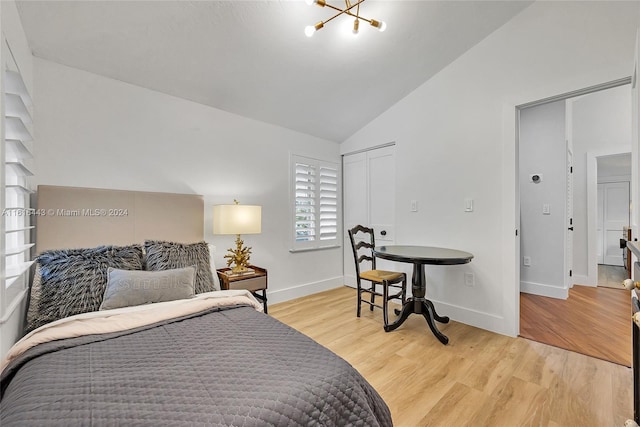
[348, 225, 407, 327]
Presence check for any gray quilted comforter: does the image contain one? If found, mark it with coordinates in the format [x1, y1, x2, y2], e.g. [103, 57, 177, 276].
[1, 305, 392, 426]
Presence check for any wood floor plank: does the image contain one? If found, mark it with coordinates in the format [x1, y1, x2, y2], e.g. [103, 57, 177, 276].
[520, 285, 632, 367]
[270, 286, 633, 426]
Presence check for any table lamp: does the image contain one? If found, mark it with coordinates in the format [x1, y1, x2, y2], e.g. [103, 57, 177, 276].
[213, 200, 262, 275]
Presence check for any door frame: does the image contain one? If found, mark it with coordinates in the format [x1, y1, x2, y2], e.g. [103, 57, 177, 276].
[512, 77, 632, 336]
[586, 148, 632, 284]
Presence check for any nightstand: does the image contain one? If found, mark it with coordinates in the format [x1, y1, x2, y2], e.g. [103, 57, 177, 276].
[217, 265, 268, 313]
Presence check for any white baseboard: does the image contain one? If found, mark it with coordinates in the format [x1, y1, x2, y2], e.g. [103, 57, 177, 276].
[269, 277, 533, 338]
[268, 276, 344, 305]
[430, 299, 510, 337]
[520, 281, 568, 299]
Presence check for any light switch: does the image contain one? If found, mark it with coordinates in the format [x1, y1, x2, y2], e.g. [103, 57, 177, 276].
[543, 204, 551, 215]
[464, 198, 473, 212]
[464, 272, 475, 287]
[410, 200, 418, 212]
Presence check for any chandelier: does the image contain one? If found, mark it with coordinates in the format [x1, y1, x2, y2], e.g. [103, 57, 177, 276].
[304, 0, 387, 37]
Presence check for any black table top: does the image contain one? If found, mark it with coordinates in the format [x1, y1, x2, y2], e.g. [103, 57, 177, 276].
[373, 245, 473, 265]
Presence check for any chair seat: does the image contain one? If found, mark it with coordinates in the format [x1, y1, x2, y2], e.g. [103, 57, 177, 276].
[360, 269, 404, 283]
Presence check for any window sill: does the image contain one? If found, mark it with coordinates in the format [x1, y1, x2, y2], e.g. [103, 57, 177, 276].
[289, 245, 341, 253]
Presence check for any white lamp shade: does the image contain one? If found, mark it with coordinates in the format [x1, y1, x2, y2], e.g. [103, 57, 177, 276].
[213, 204, 262, 235]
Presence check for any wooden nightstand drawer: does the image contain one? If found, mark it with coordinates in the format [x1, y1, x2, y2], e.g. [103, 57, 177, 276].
[228, 275, 266, 292]
[217, 265, 268, 313]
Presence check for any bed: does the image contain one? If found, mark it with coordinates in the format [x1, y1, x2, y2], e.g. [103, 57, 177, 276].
[0, 186, 392, 426]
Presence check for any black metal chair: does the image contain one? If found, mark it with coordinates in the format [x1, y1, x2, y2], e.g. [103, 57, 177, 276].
[348, 225, 407, 327]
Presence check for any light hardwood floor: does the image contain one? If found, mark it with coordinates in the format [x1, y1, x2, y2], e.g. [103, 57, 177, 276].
[270, 286, 633, 427]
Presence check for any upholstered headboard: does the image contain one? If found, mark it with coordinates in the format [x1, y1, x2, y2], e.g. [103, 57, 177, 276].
[35, 185, 204, 253]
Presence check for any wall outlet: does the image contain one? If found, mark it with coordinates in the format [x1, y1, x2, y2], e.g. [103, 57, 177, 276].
[523, 256, 531, 266]
[464, 272, 475, 287]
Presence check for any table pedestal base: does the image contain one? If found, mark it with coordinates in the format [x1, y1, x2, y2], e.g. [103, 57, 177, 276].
[385, 298, 450, 345]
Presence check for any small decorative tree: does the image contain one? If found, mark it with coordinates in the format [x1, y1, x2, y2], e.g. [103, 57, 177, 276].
[224, 235, 252, 274]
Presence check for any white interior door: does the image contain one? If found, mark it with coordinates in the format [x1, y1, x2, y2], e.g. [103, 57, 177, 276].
[367, 146, 396, 244]
[342, 145, 396, 286]
[597, 184, 604, 264]
[600, 181, 630, 266]
[343, 152, 368, 287]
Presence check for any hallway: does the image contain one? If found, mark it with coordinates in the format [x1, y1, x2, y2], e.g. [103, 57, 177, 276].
[520, 285, 631, 366]
[598, 264, 628, 289]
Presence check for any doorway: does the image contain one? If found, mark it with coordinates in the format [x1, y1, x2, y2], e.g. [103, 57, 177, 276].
[517, 81, 633, 363]
[518, 82, 631, 298]
[596, 153, 631, 288]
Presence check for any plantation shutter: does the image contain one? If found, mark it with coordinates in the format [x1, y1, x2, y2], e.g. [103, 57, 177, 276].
[291, 155, 340, 251]
[295, 161, 316, 242]
[319, 164, 338, 240]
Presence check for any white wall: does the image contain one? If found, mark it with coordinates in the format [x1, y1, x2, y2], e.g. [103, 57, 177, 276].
[33, 58, 343, 306]
[519, 101, 567, 298]
[342, 1, 640, 336]
[0, 0, 34, 358]
[571, 85, 631, 285]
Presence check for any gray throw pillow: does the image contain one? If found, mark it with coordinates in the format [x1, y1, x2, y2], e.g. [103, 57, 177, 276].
[27, 245, 144, 331]
[100, 266, 196, 310]
[144, 240, 218, 294]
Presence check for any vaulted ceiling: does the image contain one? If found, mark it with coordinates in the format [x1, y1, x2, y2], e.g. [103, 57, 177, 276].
[16, 1, 533, 142]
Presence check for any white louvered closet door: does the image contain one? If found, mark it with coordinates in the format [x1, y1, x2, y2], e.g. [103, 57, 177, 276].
[342, 145, 396, 288]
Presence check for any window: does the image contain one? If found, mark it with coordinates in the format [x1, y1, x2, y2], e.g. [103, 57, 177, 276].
[291, 154, 340, 251]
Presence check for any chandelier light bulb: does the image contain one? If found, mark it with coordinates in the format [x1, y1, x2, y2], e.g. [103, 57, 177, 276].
[305, 22, 324, 37]
[305, 0, 314, 5]
[370, 19, 387, 32]
[305, 25, 316, 37]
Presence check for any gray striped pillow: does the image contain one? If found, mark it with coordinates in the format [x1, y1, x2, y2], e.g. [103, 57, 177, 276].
[144, 240, 217, 294]
[27, 245, 144, 331]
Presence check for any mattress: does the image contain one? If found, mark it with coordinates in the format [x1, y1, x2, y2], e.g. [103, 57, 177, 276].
[0, 293, 392, 426]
